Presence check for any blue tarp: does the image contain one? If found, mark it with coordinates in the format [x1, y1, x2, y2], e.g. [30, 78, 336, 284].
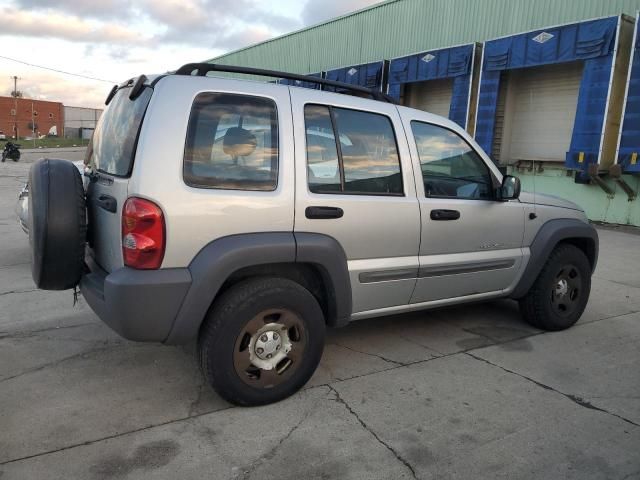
[279, 72, 323, 90]
[618, 20, 640, 173]
[388, 44, 474, 128]
[474, 16, 619, 172]
[324, 61, 386, 92]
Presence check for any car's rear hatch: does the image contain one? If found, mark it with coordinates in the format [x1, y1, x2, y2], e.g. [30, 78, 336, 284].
[86, 80, 153, 273]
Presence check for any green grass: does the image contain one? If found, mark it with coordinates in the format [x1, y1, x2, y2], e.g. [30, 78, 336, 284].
[3, 137, 90, 149]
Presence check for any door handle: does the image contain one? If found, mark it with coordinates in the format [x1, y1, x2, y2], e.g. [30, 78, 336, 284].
[96, 194, 117, 213]
[305, 206, 344, 219]
[430, 209, 460, 221]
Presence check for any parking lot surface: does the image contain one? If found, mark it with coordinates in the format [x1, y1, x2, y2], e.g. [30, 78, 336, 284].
[1, 155, 639, 479]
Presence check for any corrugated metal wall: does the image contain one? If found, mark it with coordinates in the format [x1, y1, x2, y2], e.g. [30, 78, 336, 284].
[210, 0, 640, 72]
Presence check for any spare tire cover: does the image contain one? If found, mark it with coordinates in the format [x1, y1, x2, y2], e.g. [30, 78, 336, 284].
[29, 158, 87, 290]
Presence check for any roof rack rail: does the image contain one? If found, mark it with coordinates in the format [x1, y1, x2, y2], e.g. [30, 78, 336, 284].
[174, 63, 396, 104]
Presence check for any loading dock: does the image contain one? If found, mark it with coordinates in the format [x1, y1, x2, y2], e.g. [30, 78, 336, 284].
[475, 16, 633, 176]
[324, 61, 388, 93]
[387, 44, 480, 132]
[616, 12, 640, 174]
[494, 62, 583, 164]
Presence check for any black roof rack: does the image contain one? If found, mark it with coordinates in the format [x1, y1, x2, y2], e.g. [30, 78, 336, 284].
[174, 63, 396, 104]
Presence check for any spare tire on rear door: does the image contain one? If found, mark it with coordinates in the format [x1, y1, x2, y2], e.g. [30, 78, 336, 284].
[29, 158, 87, 290]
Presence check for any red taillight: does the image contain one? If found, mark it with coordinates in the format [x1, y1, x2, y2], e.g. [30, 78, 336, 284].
[122, 197, 165, 269]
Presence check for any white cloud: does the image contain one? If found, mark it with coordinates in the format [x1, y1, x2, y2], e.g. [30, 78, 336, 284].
[14, 0, 132, 19]
[140, 0, 209, 30]
[0, 7, 149, 44]
[0, 0, 384, 109]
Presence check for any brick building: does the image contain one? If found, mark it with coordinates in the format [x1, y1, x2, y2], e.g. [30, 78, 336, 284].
[0, 96, 64, 139]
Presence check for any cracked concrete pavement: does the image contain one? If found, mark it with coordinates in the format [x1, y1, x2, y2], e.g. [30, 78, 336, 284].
[1, 156, 639, 479]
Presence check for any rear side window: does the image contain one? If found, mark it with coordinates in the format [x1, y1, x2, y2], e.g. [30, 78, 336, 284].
[304, 105, 402, 195]
[93, 86, 152, 176]
[184, 93, 278, 191]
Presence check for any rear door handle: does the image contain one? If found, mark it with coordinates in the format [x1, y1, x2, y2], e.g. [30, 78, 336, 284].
[305, 206, 344, 219]
[430, 209, 460, 221]
[96, 194, 117, 213]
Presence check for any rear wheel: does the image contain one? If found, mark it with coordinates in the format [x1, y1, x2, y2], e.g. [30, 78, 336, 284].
[519, 244, 591, 331]
[198, 277, 325, 406]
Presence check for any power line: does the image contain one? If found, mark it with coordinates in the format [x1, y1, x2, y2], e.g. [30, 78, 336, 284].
[0, 54, 117, 84]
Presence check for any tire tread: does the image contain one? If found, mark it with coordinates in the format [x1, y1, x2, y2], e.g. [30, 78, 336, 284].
[519, 243, 591, 331]
[198, 277, 325, 406]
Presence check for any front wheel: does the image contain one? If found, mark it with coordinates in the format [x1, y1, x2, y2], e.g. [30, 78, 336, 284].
[519, 244, 591, 331]
[198, 277, 325, 406]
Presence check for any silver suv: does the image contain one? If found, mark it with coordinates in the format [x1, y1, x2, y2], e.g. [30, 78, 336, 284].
[27, 64, 598, 406]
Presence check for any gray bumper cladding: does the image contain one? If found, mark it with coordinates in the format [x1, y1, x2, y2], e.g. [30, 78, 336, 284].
[80, 262, 192, 342]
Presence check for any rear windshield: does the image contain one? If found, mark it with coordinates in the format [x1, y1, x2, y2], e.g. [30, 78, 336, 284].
[92, 86, 152, 176]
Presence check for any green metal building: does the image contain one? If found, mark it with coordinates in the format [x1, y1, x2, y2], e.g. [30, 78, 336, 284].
[209, 0, 640, 226]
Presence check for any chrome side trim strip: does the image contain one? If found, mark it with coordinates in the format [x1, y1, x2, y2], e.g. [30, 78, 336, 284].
[359, 268, 419, 284]
[418, 259, 516, 278]
[357, 258, 516, 284]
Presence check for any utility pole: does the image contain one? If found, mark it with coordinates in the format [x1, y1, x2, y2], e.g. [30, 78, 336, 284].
[10, 76, 20, 139]
[31, 101, 35, 148]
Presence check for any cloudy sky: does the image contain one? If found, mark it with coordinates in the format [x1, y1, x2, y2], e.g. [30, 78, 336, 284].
[0, 0, 380, 109]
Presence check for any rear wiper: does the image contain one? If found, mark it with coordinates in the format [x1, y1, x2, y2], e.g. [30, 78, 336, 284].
[105, 85, 117, 106]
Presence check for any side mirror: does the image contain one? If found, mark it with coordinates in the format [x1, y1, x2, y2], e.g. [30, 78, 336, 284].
[499, 175, 521, 201]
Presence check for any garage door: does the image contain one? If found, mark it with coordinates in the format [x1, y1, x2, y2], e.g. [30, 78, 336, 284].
[499, 62, 583, 163]
[404, 78, 454, 118]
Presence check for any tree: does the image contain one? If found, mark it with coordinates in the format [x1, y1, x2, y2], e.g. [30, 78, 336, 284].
[10, 90, 23, 98]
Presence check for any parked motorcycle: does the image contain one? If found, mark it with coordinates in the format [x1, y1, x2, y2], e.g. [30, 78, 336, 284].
[1, 142, 21, 162]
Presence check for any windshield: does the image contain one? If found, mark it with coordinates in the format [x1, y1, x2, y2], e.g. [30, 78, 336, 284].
[92, 85, 152, 176]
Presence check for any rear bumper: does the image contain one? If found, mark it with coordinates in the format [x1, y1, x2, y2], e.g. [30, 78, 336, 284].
[80, 257, 192, 342]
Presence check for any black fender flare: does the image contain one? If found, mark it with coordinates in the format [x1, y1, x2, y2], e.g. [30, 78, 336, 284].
[510, 218, 599, 299]
[295, 232, 352, 328]
[164, 232, 352, 344]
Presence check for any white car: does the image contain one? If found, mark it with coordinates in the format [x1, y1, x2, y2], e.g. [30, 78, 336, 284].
[16, 160, 86, 233]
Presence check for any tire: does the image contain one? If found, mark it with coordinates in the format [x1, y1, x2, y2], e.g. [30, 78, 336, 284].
[29, 158, 87, 290]
[198, 277, 325, 406]
[519, 244, 591, 331]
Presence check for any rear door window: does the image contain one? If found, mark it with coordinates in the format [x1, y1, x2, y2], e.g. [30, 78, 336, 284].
[304, 104, 402, 195]
[183, 93, 279, 191]
[93, 86, 152, 177]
